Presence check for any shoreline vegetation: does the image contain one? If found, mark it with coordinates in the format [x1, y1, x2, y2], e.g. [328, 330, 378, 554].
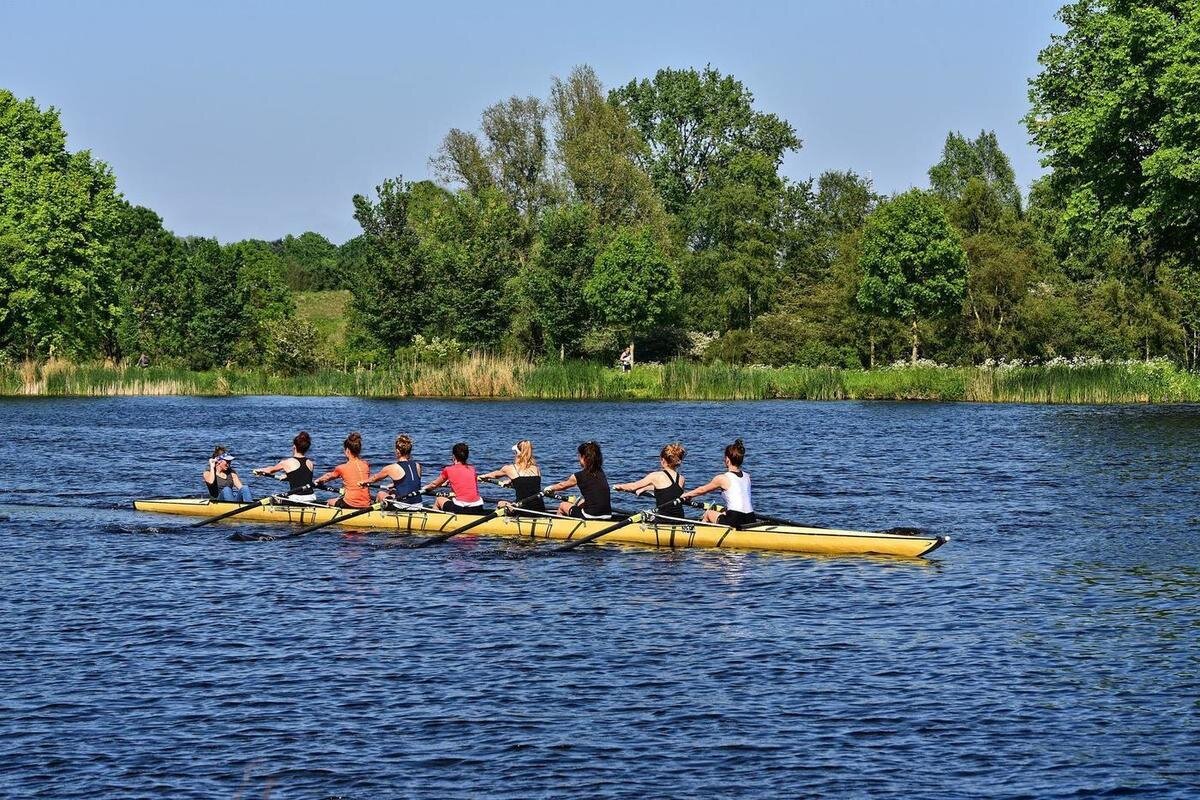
[4, 357, 1199, 404]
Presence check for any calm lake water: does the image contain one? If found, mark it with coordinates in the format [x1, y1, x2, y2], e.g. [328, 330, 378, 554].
[1, 397, 1197, 799]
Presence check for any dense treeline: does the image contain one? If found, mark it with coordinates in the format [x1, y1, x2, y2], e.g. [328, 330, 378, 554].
[3, 0, 1198, 372]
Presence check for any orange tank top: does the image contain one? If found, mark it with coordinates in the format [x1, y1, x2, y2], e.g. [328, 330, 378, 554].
[334, 459, 371, 507]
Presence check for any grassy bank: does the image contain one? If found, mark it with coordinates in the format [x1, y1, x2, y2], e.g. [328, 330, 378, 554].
[4, 356, 1200, 403]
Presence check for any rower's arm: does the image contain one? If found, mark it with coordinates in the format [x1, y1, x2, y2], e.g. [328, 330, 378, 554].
[423, 473, 448, 491]
[614, 473, 656, 494]
[315, 468, 339, 485]
[253, 459, 289, 476]
[682, 474, 726, 501]
[364, 464, 398, 485]
[545, 473, 578, 493]
[479, 465, 513, 481]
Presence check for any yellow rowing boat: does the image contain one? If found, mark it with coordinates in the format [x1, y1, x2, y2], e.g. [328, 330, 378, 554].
[133, 498, 948, 558]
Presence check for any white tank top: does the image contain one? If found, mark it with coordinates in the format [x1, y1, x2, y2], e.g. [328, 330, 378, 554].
[722, 470, 753, 513]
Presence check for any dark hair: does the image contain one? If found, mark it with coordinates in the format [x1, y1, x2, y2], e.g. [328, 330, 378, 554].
[395, 434, 413, 457]
[343, 432, 363, 457]
[660, 443, 686, 468]
[452, 442, 469, 464]
[211, 445, 227, 459]
[293, 431, 311, 455]
[724, 438, 745, 467]
[578, 441, 603, 474]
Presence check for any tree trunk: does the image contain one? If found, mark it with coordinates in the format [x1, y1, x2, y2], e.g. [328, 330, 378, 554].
[630, 342, 635, 368]
[869, 333, 876, 370]
[910, 319, 919, 365]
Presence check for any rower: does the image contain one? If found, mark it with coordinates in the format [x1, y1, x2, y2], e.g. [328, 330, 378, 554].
[681, 438, 755, 526]
[315, 432, 371, 508]
[546, 441, 612, 520]
[253, 431, 316, 502]
[479, 439, 546, 513]
[423, 442, 487, 515]
[203, 446, 252, 503]
[614, 443, 687, 518]
[364, 434, 424, 509]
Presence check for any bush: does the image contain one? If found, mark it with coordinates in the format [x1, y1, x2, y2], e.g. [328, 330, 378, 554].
[265, 320, 320, 375]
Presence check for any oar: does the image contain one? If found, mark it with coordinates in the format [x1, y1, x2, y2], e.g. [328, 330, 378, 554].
[233, 501, 385, 542]
[408, 491, 544, 548]
[550, 498, 685, 553]
[189, 496, 274, 527]
[681, 499, 926, 535]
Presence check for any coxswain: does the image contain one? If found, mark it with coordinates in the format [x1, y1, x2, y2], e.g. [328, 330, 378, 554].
[614, 442, 687, 517]
[479, 439, 546, 512]
[252, 431, 316, 503]
[546, 441, 612, 519]
[203, 446, 252, 503]
[423, 442, 487, 515]
[365, 434, 424, 509]
[680, 438, 755, 526]
[315, 432, 371, 508]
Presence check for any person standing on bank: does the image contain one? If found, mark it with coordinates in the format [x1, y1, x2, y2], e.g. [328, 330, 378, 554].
[204, 447, 253, 503]
[546, 441, 613, 519]
[681, 439, 755, 527]
[252, 431, 316, 503]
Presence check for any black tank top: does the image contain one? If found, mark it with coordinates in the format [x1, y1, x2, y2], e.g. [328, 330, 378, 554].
[573, 469, 612, 517]
[509, 474, 546, 512]
[286, 458, 315, 493]
[653, 468, 684, 515]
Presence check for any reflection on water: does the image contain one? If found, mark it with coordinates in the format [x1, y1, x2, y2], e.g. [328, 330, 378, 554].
[0, 397, 1197, 798]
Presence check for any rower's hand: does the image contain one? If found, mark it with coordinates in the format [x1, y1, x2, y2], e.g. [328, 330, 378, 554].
[542, 488, 555, 496]
[252, 469, 266, 476]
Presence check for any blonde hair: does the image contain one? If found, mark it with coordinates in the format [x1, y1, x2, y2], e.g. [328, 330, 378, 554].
[394, 434, 413, 457]
[514, 439, 537, 471]
[660, 442, 686, 468]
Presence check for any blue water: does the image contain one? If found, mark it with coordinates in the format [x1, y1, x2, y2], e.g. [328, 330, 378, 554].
[0, 397, 1197, 798]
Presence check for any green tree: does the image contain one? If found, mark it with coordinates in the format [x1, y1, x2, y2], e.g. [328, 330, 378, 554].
[857, 190, 968, 362]
[1026, 0, 1200, 263]
[612, 66, 800, 218]
[550, 65, 666, 233]
[510, 202, 598, 356]
[584, 227, 680, 349]
[929, 130, 1022, 216]
[431, 128, 495, 197]
[348, 178, 427, 355]
[183, 237, 247, 369]
[110, 203, 191, 360]
[228, 239, 296, 363]
[277, 231, 339, 290]
[0, 90, 122, 359]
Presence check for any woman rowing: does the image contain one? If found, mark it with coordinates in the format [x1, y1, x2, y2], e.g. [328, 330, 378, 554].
[364, 434, 423, 509]
[203, 446, 252, 503]
[546, 441, 612, 519]
[423, 442, 487, 515]
[614, 443, 687, 518]
[681, 438, 755, 527]
[479, 439, 546, 513]
[315, 432, 371, 509]
[252, 431, 316, 503]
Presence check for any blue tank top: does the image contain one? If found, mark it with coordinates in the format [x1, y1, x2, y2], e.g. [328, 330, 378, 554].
[392, 461, 421, 503]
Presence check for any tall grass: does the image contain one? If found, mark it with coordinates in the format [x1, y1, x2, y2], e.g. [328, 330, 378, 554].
[5, 356, 1200, 403]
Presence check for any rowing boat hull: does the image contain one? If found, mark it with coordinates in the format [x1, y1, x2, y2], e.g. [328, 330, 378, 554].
[132, 498, 948, 558]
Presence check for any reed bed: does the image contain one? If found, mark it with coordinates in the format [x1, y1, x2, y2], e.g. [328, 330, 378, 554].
[5, 357, 1200, 403]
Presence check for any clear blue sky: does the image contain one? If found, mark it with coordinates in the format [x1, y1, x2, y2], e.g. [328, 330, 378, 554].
[1, 0, 1063, 244]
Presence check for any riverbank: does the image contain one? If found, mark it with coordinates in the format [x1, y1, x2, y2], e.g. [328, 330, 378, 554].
[4, 356, 1199, 403]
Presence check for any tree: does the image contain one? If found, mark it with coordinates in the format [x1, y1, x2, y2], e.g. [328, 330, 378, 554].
[277, 231, 339, 290]
[110, 203, 190, 360]
[0, 90, 122, 359]
[928, 130, 1022, 216]
[431, 129, 495, 197]
[481, 96, 553, 219]
[183, 237, 247, 369]
[857, 190, 968, 362]
[348, 178, 426, 354]
[611, 66, 800, 218]
[1026, 0, 1200, 264]
[584, 227, 680, 348]
[550, 65, 666, 233]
